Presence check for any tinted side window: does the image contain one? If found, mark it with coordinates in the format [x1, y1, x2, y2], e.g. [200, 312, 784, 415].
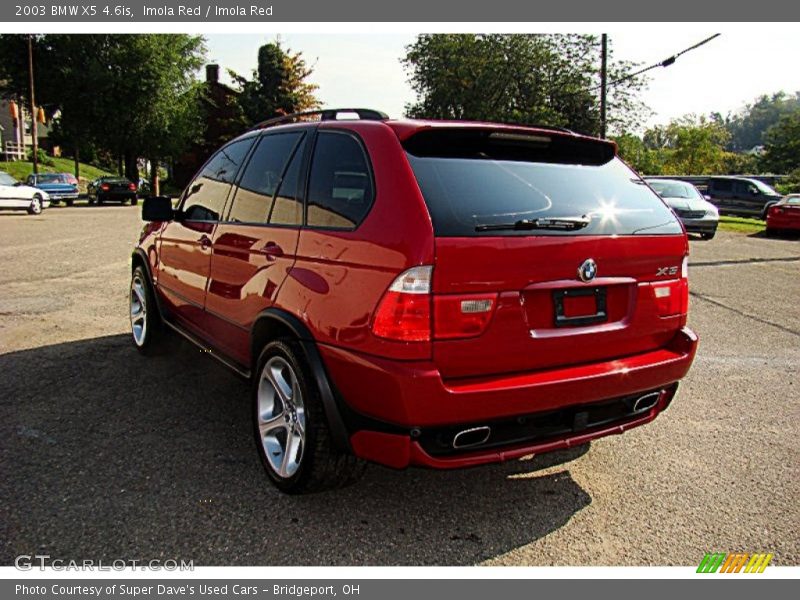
[228, 132, 303, 224]
[183, 138, 255, 221]
[269, 136, 307, 226]
[713, 179, 732, 193]
[307, 131, 374, 229]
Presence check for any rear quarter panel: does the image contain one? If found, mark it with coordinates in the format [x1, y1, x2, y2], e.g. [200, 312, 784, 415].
[277, 121, 436, 361]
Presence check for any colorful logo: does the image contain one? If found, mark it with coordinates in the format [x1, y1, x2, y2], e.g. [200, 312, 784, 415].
[697, 553, 773, 573]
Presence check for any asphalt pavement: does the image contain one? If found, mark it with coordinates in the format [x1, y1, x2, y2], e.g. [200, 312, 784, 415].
[1, 205, 797, 566]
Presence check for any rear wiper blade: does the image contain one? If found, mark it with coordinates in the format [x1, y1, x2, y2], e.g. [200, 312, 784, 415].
[475, 215, 591, 232]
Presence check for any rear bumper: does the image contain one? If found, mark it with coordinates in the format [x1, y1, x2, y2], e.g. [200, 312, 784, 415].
[321, 327, 698, 469]
[98, 192, 136, 201]
[767, 216, 800, 231]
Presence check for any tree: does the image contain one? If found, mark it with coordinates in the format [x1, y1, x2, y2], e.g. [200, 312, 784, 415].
[401, 34, 649, 136]
[0, 34, 206, 185]
[760, 111, 800, 174]
[613, 133, 664, 175]
[230, 40, 320, 125]
[659, 116, 731, 175]
[725, 92, 800, 152]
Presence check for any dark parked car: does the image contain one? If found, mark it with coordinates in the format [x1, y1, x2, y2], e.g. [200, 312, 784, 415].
[26, 172, 80, 206]
[645, 178, 719, 240]
[88, 177, 138, 205]
[705, 176, 783, 219]
[130, 109, 697, 494]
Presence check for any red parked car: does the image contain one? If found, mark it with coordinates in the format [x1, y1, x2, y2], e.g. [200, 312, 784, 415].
[130, 109, 698, 493]
[765, 194, 800, 236]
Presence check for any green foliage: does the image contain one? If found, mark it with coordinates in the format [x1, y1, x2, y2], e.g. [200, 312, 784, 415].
[612, 133, 663, 175]
[26, 147, 53, 166]
[615, 116, 773, 176]
[230, 40, 320, 125]
[0, 34, 207, 181]
[723, 92, 800, 151]
[402, 34, 649, 136]
[760, 111, 800, 174]
[775, 168, 800, 195]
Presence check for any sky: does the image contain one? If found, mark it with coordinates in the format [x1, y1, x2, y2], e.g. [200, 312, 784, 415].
[204, 31, 800, 131]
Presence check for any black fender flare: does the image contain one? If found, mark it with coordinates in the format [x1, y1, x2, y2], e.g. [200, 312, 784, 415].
[131, 248, 168, 320]
[251, 308, 352, 453]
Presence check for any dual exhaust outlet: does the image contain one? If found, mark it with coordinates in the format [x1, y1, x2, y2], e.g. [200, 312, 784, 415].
[449, 390, 662, 450]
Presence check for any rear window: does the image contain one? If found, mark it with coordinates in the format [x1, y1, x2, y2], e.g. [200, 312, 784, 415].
[406, 132, 682, 236]
[648, 180, 702, 200]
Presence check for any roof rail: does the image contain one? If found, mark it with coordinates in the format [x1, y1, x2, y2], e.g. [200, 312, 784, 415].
[249, 108, 389, 132]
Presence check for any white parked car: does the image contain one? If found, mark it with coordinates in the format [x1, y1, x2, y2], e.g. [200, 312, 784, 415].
[0, 171, 50, 214]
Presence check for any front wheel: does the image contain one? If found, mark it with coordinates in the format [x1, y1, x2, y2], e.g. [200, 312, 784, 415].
[253, 340, 365, 494]
[65, 199, 74, 207]
[130, 266, 167, 354]
[28, 194, 43, 215]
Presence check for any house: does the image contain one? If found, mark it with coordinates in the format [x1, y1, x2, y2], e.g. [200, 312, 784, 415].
[0, 99, 51, 161]
[172, 64, 245, 188]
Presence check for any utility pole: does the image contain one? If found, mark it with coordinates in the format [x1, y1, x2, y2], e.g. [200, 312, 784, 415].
[600, 33, 608, 139]
[27, 34, 39, 174]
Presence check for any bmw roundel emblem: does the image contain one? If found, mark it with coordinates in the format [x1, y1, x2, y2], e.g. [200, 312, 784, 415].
[578, 259, 597, 282]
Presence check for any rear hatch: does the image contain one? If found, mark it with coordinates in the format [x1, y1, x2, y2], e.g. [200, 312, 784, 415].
[403, 127, 688, 380]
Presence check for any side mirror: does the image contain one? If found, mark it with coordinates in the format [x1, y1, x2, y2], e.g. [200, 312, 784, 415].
[142, 196, 175, 222]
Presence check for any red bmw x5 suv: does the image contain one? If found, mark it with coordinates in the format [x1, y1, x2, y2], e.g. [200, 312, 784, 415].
[131, 108, 698, 493]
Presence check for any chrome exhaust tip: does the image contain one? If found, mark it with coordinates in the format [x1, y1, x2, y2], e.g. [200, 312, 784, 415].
[452, 426, 491, 449]
[632, 391, 661, 413]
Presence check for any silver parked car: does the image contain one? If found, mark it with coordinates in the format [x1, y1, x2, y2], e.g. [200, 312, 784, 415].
[645, 178, 720, 240]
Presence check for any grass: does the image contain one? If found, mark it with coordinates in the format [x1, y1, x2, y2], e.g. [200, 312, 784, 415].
[718, 215, 765, 234]
[0, 157, 112, 186]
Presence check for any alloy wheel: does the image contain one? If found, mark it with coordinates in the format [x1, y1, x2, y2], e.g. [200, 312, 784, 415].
[129, 274, 148, 346]
[257, 356, 306, 479]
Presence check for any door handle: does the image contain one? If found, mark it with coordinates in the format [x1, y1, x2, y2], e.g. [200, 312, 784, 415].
[199, 235, 212, 250]
[259, 241, 284, 259]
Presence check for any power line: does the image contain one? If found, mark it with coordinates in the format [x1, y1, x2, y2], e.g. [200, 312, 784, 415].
[594, 33, 721, 93]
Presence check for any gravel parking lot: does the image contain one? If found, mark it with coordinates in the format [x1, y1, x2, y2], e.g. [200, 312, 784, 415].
[1, 205, 798, 566]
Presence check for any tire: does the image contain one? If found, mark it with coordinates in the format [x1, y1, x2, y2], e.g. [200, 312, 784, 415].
[88, 197, 96, 205]
[129, 266, 168, 355]
[65, 199, 74, 207]
[253, 340, 365, 494]
[701, 230, 716, 240]
[131, 197, 138, 206]
[27, 194, 43, 215]
[765, 227, 777, 238]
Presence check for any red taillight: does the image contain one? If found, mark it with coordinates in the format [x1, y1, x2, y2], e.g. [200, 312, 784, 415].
[770, 206, 784, 216]
[652, 256, 689, 316]
[433, 293, 497, 339]
[129, 182, 137, 191]
[101, 184, 110, 191]
[372, 267, 499, 342]
[372, 266, 432, 342]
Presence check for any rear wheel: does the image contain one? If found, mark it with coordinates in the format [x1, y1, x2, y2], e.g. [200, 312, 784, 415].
[765, 227, 777, 237]
[65, 199, 74, 207]
[131, 196, 138, 206]
[253, 340, 365, 494]
[27, 194, 43, 215]
[701, 230, 716, 240]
